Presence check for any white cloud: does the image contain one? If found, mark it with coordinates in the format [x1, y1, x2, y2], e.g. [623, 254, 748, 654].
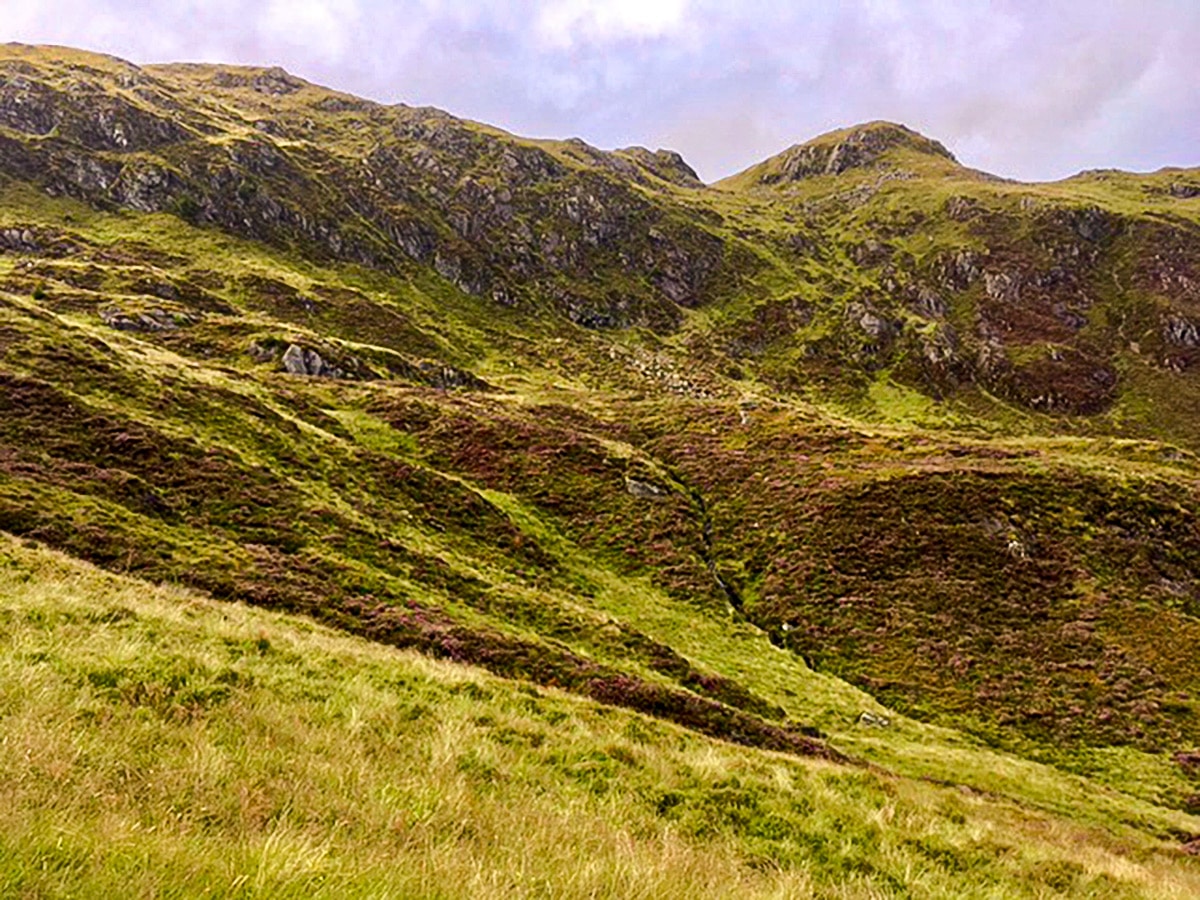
[257, 0, 363, 63]
[534, 0, 689, 48]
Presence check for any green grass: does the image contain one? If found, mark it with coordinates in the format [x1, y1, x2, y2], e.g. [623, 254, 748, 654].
[3, 535, 1200, 898]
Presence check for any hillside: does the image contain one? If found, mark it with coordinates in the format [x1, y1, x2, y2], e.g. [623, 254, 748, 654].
[9, 536, 1200, 897]
[4, 42, 1200, 894]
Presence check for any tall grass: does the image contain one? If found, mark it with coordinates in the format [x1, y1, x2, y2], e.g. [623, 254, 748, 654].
[2, 535, 1198, 898]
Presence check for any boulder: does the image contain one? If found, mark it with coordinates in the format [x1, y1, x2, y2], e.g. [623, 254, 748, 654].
[281, 343, 344, 378]
[626, 477, 669, 500]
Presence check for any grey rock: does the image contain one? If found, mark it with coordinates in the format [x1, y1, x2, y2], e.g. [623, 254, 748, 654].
[616, 146, 703, 188]
[857, 711, 891, 728]
[0, 227, 39, 253]
[847, 301, 899, 340]
[281, 343, 344, 378]
[944, 195, 979, 220]
[984, 270, 1020, 303]
[920, 324, 960, 367]
[913, 286, 948, 319]
[976, 336, 1010, 379]
[934, 249, 983, 292]
[100, 306, 190, 332]
[626, 477, 669, 500]
[110, 161, 179, 212]
[859, 310, 889, 338]
[210, 67, 304, 96]
[1052, 302, 1089, 331]
[415, 361, 490, 391]
[1061, 205, 1121, 243]
[1164, 315, 1200, 348]
[765, 123, 956, 183]
[248, 341, 277, 363]
[849, 239, 891, 266]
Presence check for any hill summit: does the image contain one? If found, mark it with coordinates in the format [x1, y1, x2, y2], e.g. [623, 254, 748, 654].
[724, 121, 960, 187]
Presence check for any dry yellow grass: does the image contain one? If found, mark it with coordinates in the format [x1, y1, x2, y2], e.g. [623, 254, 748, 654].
[1, 534, 1199, 898]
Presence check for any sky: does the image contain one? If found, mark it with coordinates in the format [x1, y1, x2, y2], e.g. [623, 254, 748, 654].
[7, 0, 1200, 184]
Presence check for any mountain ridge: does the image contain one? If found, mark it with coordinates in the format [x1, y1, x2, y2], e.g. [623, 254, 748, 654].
[15, 41, 1198, 189]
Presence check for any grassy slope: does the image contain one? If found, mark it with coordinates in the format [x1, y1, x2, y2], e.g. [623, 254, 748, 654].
[6, 44, 1200, 892]
[4, 534, 1200, 899]
[3, 180, 1200, 855]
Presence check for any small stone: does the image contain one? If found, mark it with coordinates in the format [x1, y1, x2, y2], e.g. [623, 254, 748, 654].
[857, 711, 891, 728]
[625, 477, 668, 500]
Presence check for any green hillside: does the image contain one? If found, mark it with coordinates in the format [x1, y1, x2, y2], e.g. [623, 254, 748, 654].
[4, 43, 1200, 895]
[5, 535, 1200, 898]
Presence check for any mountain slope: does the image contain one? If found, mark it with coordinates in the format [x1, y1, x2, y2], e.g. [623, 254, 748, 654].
[9, 535, 1200, 898]
[4, 43, 1200, 891]
[0, 43, 732, 329]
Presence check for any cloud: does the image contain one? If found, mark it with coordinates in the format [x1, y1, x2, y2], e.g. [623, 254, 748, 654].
[534, 0, 690, 48]
[6, 1, 1200, 182]
[257, 0, 362, 63]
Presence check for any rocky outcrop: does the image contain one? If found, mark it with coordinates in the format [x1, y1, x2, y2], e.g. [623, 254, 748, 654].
[0, 69, 191, 152]
[254, 339, 490, 390]
[280, 343, 363, 379]
[413, 361, 490, 392]
[1164, 315, 1200, 349]
[758, 122, 957, 184]
[100, 306, 193, 332]
[616, 146, 703, 188]
[0, 226, 39, 253]
[626, 477, 670, 500]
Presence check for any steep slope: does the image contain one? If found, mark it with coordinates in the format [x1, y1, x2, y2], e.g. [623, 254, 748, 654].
[5, 43, 1200, 887]
[708, 123, 1200, 444]
[0, 44, 731, 329]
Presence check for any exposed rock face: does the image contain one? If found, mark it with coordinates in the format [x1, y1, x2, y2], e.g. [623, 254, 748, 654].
[100, 306, 192, 332]
[944, 195, 981, 221]
[984, 271, 1021, 304]
[852, 304, 897, 340]
[616, 146, 703, 188]
[1046, 205, 1124, 244]
[0, 227, 38, 252]
[0, 52, 728, 332]
[760, 122, 957, 183]
[10, 45, 1200, 422]
[934, 250, 983, 292]
[911, 286, 948, 319]
[0, 67, 190, 152]
[1164, 315, 1200, 348]
[261, 340, 489, 390]
[857, 712, 891, 728]
[626, 477, 669, 500]
[210, 66, 305, 96]
[414, 361, 490, 392]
